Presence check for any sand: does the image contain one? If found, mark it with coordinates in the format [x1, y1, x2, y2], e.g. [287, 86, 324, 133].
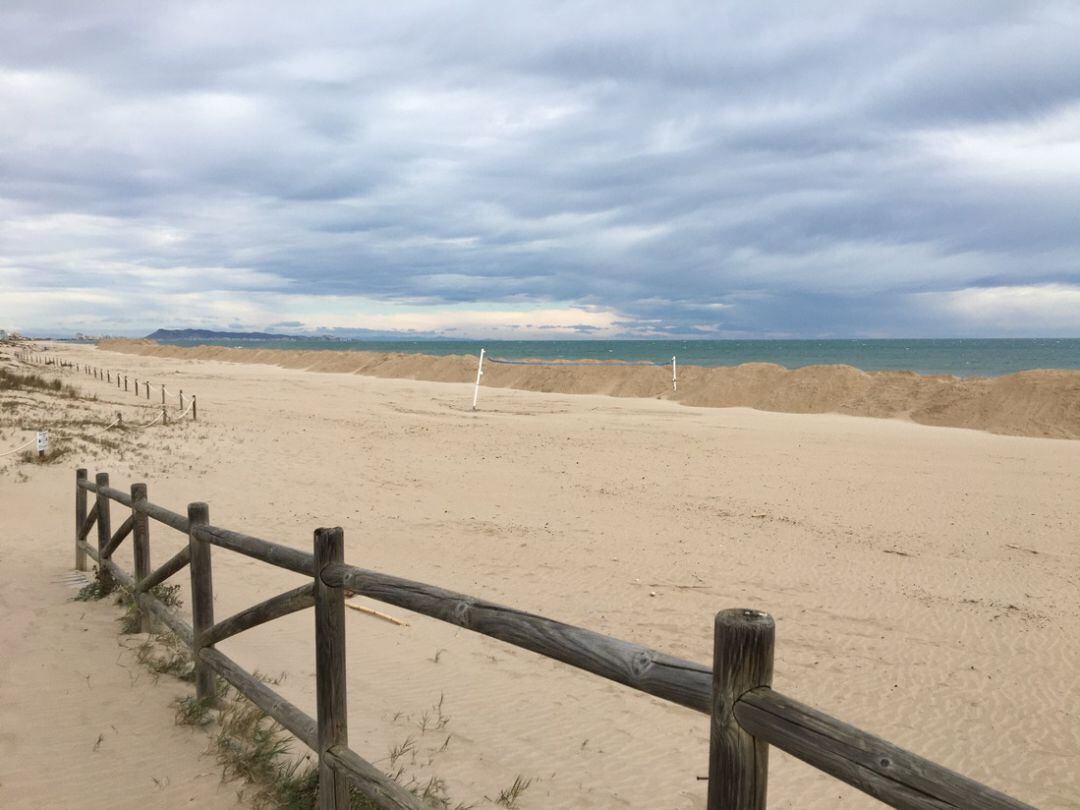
[1, 341, 1079, 808]
[101, 338, 1080, 440]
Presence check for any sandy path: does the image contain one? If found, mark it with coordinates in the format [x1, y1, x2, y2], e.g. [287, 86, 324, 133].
[2, 342, 1079, 808]
[0, 481, 240, 808]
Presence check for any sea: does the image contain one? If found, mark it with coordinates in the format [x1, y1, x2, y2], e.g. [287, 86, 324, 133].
[154, 338, 1080, 378]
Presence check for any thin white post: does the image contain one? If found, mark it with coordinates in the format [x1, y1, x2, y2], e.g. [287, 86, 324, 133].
[471, 348, 486, 411]
[672, 356, 678, 392]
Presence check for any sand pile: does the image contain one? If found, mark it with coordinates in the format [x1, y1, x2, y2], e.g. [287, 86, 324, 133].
[99, 340, 1080, 439]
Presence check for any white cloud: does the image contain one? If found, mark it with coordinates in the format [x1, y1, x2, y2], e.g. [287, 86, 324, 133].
[912, 284, 1080, 335]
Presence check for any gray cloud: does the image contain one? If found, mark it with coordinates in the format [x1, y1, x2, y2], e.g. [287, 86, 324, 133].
[2, 1, 1080, 337]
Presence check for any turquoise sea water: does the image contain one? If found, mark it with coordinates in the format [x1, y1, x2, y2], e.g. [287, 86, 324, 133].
[158, 338, 1080, 378]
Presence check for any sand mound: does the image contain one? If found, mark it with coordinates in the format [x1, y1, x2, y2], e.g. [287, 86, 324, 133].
[98, 340, 1080, 439]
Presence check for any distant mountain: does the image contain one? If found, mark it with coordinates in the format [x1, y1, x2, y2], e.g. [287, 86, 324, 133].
[146, 329, 312, 341]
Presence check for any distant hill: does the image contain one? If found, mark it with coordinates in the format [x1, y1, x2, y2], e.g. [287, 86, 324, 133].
[146, 329, 310, 341]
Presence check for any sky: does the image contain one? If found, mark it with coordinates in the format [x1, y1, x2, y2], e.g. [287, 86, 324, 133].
[2, 1, 1080, 339]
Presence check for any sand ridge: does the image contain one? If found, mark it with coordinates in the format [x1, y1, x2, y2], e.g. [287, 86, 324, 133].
[100, 339, 1080, 440]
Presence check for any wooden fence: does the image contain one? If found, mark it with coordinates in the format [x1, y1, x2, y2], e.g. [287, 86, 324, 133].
[72, 467, 1033, 810]
[20, 352, 197, 420]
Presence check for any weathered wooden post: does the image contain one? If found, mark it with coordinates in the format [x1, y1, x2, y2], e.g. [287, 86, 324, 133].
[192, 395, 197, 421]
[161, 384, 166, 406]
[179, 390, 184, 412]
[95, 472, 113, 591]
[131, 483, 151, 632]
[75, 468, 88, 571]
[145, 381, 150, 400]
[134, 376, 138, 394]
[707, 609, 774, 810]
[161, 404, 168, 425]
[187, 502, 215, 702]
[314, 527, 348, 809]
[124, 375, 128, 392]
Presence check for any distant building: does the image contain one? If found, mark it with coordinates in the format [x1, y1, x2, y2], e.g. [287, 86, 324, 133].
[0, 329, 7, 341]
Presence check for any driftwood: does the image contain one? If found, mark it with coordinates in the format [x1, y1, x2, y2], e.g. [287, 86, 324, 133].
[345, 602, 409, 626]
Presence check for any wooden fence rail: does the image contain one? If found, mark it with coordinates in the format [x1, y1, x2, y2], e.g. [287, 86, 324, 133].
[71, 468, 1033, 810]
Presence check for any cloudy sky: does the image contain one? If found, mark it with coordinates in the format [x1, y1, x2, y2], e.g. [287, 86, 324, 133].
[3, 1, 1079, 338]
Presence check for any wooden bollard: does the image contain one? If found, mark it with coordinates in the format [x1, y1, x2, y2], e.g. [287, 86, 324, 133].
[161, 404, 168, 425]
[161, 385, 165, 405]
[131, 483, 151, 632]
[179, 390, 184, 412]
[192, 395, 197, 421]
[187, 502, 215, 702]
[314, 527, 348, 809]
[124, 375, 128, 392]
[145, 381, 150, 400]
[707, 609, 774, 810]
[75, 468, 88, 571]
[95, 473, 113, 591]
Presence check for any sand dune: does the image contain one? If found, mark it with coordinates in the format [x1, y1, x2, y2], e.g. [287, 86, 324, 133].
[100, 339, 1080, 439]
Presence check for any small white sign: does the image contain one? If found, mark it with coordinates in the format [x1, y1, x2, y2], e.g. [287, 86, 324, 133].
[36, 431, 48, 452]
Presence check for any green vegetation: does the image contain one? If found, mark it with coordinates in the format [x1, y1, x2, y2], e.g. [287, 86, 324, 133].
[116, 583, 182, 634]
[0, 367, 79, 398]
[72, 571, 117, 602]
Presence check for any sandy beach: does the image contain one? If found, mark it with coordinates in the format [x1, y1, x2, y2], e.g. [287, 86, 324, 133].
[2, 341, 1079, 808]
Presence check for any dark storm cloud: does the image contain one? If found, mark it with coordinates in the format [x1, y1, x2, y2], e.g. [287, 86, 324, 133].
[2, 0, 1080, 336]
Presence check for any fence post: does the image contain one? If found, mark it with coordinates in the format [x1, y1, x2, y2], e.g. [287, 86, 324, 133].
[707, 609, 774, 810]
[192, 395, 197, 421]
[124, 375, 128, 392]
[187, 502, 215, 702]
[131, 483, 151, 632]
[162, 404, 168, 425]
[75, 468, 88, 571]
[314, 527, 348, 809]
[179, 390, 184, 412]
[95, 472, 113, 591]
[161, 384, 165, 406]
[145, 381, 150, 400]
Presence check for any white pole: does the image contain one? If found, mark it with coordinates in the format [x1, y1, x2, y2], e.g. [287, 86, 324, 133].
[672, 356, 677, 392]
[472, 348, 486, 411]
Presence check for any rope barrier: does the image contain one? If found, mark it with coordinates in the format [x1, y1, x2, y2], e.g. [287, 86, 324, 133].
[78, 416, 122, 440]
[132, 409, 166, 430]
[486, 356, 671, 367]
[0, 436, 37, 457]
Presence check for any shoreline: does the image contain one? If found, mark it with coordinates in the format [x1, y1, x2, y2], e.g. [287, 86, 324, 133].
[98, 338, 1080, 440]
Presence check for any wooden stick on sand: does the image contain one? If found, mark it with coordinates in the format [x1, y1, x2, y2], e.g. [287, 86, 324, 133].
[345, 601, 409, 626]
